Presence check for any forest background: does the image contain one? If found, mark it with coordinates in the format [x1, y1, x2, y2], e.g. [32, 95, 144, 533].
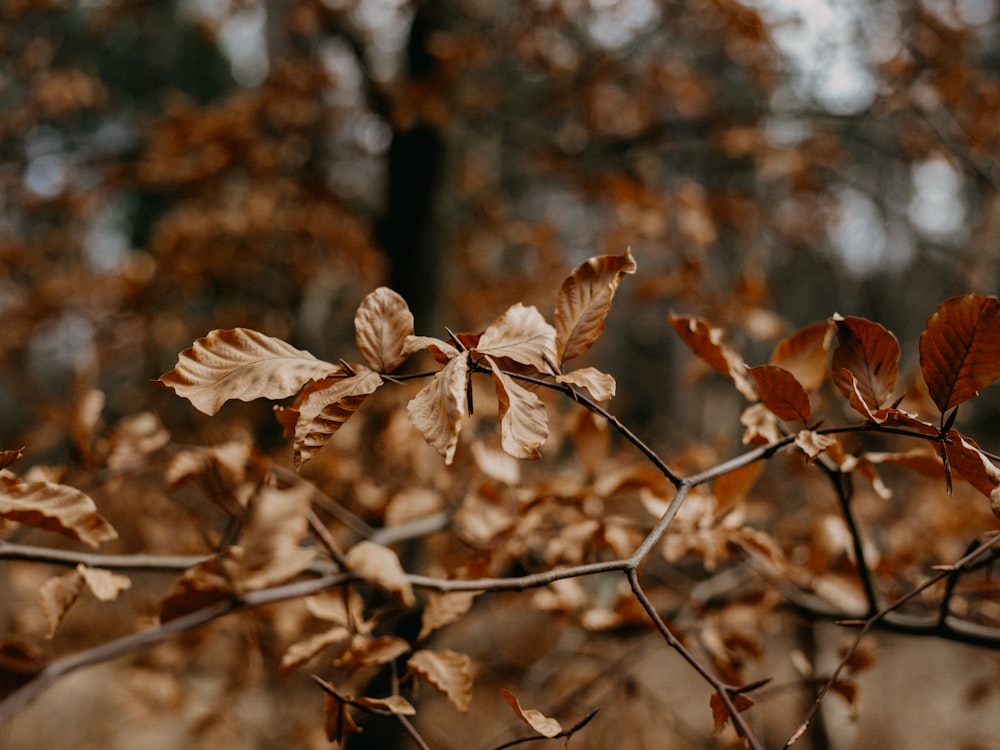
[4, 1, 1000, 748]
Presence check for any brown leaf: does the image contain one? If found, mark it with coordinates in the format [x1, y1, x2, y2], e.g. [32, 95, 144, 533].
[0, 449, 24, 471]
[486, 356, 548, 460]
[354, 287, 415, 373]
[0, 470, 117, 547]
[402, 334, 461, 363]
[943, 431, 1000, 504]
[154, 328, 341, 415]
[418, 591, 478, 641]
[831, 316, 899, 412]
[78, 565, 131, 601]
[293, 370, 383, 467]
[670, 315, 757, 400]
[408, 649, 473, 713]
[795, 430, 838, 460]
[712, 461, 763, 508]
[165, 439, 257, 512]
[314, 678, 364, 744]
[337, 635, 412, 667]
[749, 365, 811, 423]
[554, 248, 637, 365]
[345, 541, 416, 607]
[919, 294, 1000, 414]
[407, 352, 470, 464]
[353, 694, 416, 715]
[280, 628, 350, 675]
[159, 556, 233, 623]
[476, 303, 558, 374]
[500, 688, 563, 738]
[234, 483, 315, 591]
[39, 568, 84, 638]
[710, 691, 754, 735]
[555, 367, 617, 402]
[770, 320, 834, 392]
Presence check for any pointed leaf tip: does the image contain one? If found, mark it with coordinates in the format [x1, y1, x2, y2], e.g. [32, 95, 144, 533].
[831, 316, 899, 413]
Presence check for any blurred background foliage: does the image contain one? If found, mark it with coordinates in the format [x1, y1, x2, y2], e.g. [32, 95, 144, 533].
[4, 0, 1000, 456]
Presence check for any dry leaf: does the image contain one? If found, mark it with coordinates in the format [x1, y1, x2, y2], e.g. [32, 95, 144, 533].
[831, 315, 899, 412]
[408, 649, 473, 713]
[670, 314, 757, 400]
[345, 541, 416, 607]
[154, 328, 341, 415]
[78, 565, 131, 601]
[709, 691, 754, 735]
[235, 483, 315, 591]
[919, 294, 1000, 414]
[418, 591, 478, 641]
[554, 248, 637, 365]
[354, 287, 415, 373]
[159, 555, 233, 623]
[165, 439, 257, 511]
[770, 320, 833, 392]
[556, 367, 617, 402]
[293, 370, 383, 467]
[407, 352, 470, 465]
[0, 470, 117, 548]
[0, 449, 24, 471]
[943, 431, 1000, 506]
[39, 568, 85, 638]
[279, 627, 350, 674]
[476, 303, 558, 374]
[337, 635, 411, 667]
[486, 356, 548, 460]
[500, 688, 563, 738]
[795, 430, 837, 460]
[748, 364, 811, 423]
[353, 693, 416, 715]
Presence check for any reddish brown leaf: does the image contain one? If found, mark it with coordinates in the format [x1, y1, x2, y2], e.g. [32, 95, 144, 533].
[919, 294, 1000, 414]
[475, 303, 558, 374]
[748, 365, 811, 423]
[0, 449, 24, 471]
[345, 541, 416, 607]
[943, 431, 1000, 502]
[553, 248, 637, 365]
[670, 315, 756, 400]
[710, 691, 754, 735]
[486, 356, 548, 460]
[354, 287, 415, 373]
[555, 367, 616, 402]
[154, 328, 340, 415]
[407, 352, 470, 464]
[831, 316, 899, 412]
[0, 470, 117, 547]
[770, 320, 834, 392]
[293, 370, 384, 467]
[408, 649, 474, 713]
[500, 688, 563, 738]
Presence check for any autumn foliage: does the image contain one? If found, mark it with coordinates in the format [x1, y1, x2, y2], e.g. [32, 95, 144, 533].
[5, 247, 1000, 748]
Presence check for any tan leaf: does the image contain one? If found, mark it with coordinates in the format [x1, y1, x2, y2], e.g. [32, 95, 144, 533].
[294, 370, 384, 467]
[402, 335, 460, 362]
[347, 635, 412, 667]
[554, 248, 637, 365]
[555, 367, 617, 402]
[710, 691, 754, 735]
[670, 314, 757, 400]
[154, 328, 341, 415]
[0, 470, 117, 547]
[748, 365, 811, 423]
[314, 678, 364, 744]
[307, 588, 371, 631]
[39, 568, 84, 638]
[470, 442, 521, 485]
[712, 461, 763, 507]
[418, 591, 478, 641]
[408, 649, 473, 713]
[353, 694, 417, 715]
[78, 565, 131, 601]
[355, 287, 415, 373]
[0, 449, 24, 471]
[476, 303, 558, 374]
[500, 688, 562, 738]
[486, 356, 548, 460]
[345, 541, 416, 607]
[235, 483, 315, 591]
[159, 556, 232, 623]
[770, 320, 834, 392]
[795, 430, 838, 460]
[165, 439, 257, 510]
[407, 352, 470, 464]
[919, 294, 1000, 414]
[279, 627, 350, 674]
[831, 315, 899, 411]
[106, 412, 171, 469]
